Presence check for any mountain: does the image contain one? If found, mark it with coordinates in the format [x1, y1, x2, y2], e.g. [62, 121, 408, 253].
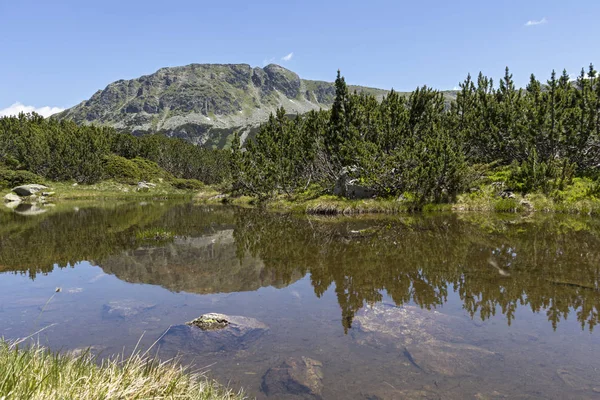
[56, 63, 391, 147]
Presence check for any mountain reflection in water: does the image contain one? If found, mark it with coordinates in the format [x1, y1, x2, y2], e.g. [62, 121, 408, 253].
[1, 202, 599, 333]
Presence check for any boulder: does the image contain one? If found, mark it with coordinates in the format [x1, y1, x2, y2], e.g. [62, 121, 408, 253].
[499, 190, 515, 199]
[12, 184, 49, 197]
[159, 313, 268, 353]
[262, 356, 324, 398]
[352, 303, 498, 377]
[4, 193, 21, 203]
[102, 300, 156, 319]
[13, 203, 47, 216]
[137, 182, 151, 192]
[333, 167, 375, 199]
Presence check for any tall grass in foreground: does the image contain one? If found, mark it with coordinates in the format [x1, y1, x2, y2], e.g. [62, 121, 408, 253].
[0, 339, 244, 400]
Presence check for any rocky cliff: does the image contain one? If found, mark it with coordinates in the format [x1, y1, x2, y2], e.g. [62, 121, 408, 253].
[56, 63, 390, 147]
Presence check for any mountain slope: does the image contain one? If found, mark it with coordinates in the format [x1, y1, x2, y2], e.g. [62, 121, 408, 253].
[56, 63, 391, 147]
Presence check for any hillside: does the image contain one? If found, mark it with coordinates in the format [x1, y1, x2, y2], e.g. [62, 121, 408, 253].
[56, 63, 457, 148]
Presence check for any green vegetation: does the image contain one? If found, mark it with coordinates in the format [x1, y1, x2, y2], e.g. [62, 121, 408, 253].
[0, 166, 45, 188]
[4, 65, 600, 212]
[0, 339, 242, 400]
[0, 113, 230, 189]
[231, 66, 600, 213]
[135, 227, 175, 243]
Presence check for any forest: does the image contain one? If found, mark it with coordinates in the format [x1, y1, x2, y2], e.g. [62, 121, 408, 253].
[0, 113, 230, 189]
[2, 65, 600, 208]
[232, 65, 600, 207]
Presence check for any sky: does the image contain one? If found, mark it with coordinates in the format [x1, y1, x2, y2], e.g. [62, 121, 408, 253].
[1, 0, 599, 116]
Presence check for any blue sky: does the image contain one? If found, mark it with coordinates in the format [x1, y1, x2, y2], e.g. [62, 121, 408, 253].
[1, 0, 599, 116]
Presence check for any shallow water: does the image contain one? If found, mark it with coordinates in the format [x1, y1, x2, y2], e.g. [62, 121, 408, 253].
[1, 202, 600, 399]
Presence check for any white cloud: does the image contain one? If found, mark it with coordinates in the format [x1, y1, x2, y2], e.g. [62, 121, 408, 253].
[281, 52, 294, 62]
[0, 102, 65, 118]
[525, 17, 547, 27]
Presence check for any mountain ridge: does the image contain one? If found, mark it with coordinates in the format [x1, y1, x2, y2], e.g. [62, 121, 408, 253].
[56, 63, 455, 147]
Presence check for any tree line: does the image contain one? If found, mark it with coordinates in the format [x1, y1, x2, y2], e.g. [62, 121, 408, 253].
[0, 113, 229, 185]
[2, 65, 600, 202]
[232, 66, 600, 204]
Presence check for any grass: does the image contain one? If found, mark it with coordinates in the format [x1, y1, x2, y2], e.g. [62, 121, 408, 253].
[5, 181, 197, 201]
[196, 177, 600, 217]
[0, 339, 244, 400]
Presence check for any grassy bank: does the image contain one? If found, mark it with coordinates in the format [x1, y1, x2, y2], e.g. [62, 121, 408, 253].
[198, 179, 600, 216]
[0, 180, 198, 202]
[0, 339, 243, 400]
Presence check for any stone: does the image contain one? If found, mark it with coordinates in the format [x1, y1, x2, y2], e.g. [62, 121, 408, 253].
[520, 199, 534, 211]
[262, 356, 324, 398]
[159, 313, 268, 353]
[4, 193, 21, 203]
[137, 182, 151, 192]
[352, 303, 498, 377]
[12, 184, 49, 197]
[499, 190, 515, 199]
[188, 313, 230, 330]
[41, 191, 56, 197]
[102, 300, 156, 319]
[13, 203, 47, 216]
[4, 200, 21, 209]
[333, 167, 376, 199]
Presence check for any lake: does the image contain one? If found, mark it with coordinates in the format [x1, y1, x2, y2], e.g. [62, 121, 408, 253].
[1, 201, 599, 399]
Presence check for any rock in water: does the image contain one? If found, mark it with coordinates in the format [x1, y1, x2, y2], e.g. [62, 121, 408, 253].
[4, 193, 21, 203]
[14, 203, 47, 216]
[353, 303, 498, 377]
[102, 300, 156, 319]
[12, 184, 49, 196]
[262, 357, 324, 399]
[188, 313, 230, 330]
[159, 313, 268, 353]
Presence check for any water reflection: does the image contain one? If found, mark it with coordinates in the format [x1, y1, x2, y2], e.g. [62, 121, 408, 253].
[1, 203, 599, 333]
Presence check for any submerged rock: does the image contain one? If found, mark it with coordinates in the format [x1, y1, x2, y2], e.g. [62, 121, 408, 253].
[102, 300, 156, 319]
[12, 184, 48, 197]
[262, 356, 324, 398]
[353, 303, 498, 377]
[4, 193, 21, 203]
[160, 313, 268, 353]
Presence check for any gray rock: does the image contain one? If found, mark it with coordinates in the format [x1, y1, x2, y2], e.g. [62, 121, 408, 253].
[4, 193, 21, 203]
[499, 190, 515, 199]
[12, 184, 49, 196]
[159, 313, 268, 353]
[188, 313, 230, 330]
[102, 300, 156, 319]
[262, 356, 324, 398]
[353, 303, 498, 377]
[13, 203, 47, 216]
[4, 200, 21, 209]
[137, 182, 151, 192]
[334, 167, 375, 199]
